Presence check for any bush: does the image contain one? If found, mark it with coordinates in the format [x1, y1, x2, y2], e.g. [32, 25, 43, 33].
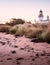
[13, 23, 43, 38]
[0, 25, 10, 34]
[15, 26, 26, 36]
[26, 28, 43, 38]
[7, 18, 25, 26]
[2, 22, 50, 43]
[38, 29, 50, 43]
[33, 23, 48, 30]
[9, 27, 17, 34]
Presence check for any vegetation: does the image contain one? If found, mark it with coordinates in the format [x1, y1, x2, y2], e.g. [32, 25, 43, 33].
[0, 18, 50, 43]
[6, 18, 25, 26]
[38, 27, 50, 43]
[0, 24, 10, 34]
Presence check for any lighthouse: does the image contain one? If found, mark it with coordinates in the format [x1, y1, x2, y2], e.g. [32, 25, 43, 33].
[47, 15, 49, 21]
[38, 10, 44, 21]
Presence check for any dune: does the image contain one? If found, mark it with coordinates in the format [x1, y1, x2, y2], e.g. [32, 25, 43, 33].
[0, 33, 50, 65]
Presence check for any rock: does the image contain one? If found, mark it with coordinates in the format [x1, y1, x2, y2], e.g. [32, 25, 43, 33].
[36, 53, 39, 57]
[13, 45, 18, 48]
[2, 43, 5, 45]
[7, 58, 12, 60]
[40, 53, 46, 56]
[11, 50, 16, 54]
[16, 57, 24, 60]
[20, 48, 25, 50]
[31, 38, 40, 43]
[0, 41, 5, 45]
[32, 58, 35, 61]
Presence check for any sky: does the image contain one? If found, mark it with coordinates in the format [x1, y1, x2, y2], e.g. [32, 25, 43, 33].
[0, 0, 50, 23]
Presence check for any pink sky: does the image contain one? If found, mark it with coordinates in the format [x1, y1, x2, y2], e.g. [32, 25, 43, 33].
[0, 0, 50, 23]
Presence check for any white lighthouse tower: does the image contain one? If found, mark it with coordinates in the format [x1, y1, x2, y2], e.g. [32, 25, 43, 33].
[38, 10, 44, 22]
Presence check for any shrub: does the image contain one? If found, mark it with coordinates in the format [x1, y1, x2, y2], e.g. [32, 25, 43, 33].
[26, 28, 43, 38]
[9, 28, 17, 34]
[0, 25, 10, 33]
[33, 23, 48, 30]
[15, 26, 26, 36]
[3, 22, 50, 43]
[38, 29, 50, 43]
[7, 18, 25, 26]
[14, 23, 43, 38]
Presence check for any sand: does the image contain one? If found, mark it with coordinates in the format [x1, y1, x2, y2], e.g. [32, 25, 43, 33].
[0, 33, 50, 65]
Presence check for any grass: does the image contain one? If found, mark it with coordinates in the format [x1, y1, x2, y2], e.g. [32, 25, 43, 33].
[0, 21, 50, 43]
[9, 27, 17, 34]
[0, 24, 11, 34]
[38, 28, 50, 43]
